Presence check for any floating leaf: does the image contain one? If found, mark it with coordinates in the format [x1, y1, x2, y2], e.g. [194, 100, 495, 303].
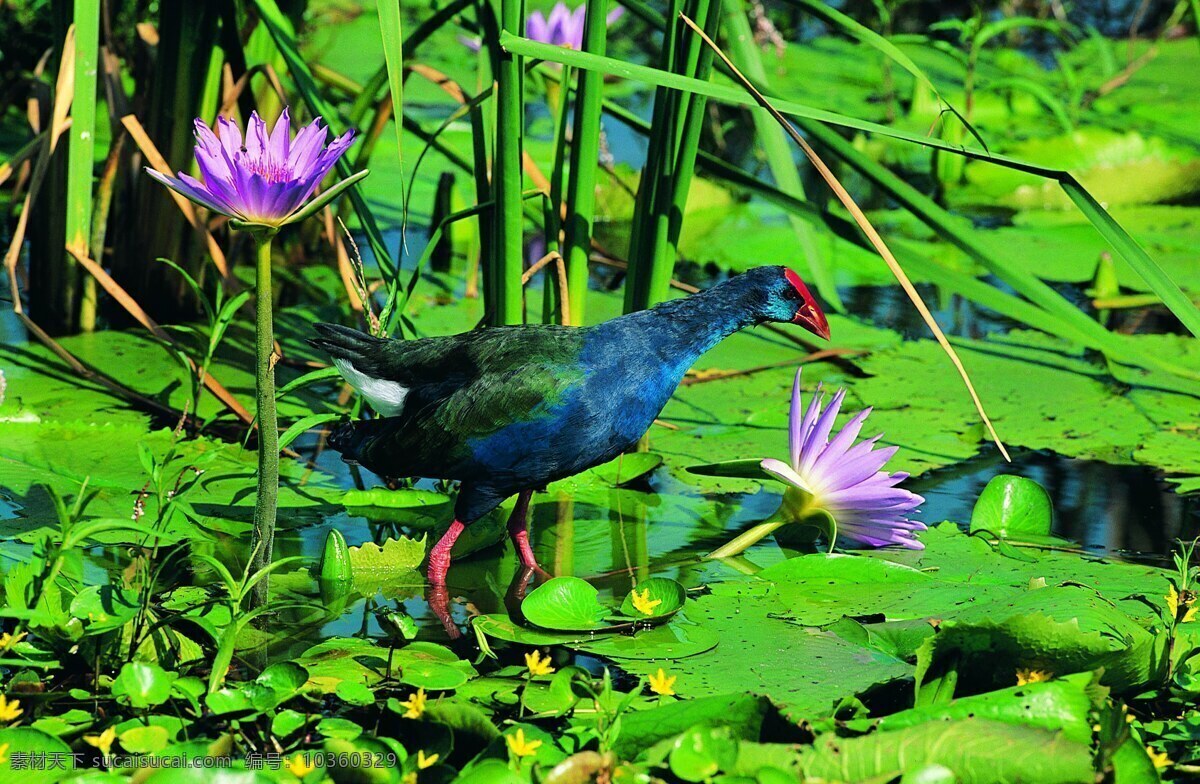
[346, 534, 426, 599]
[395, 642, 477, 690]
[111, 662, 176, 709]
[521, 577, 614, 632]
[119, 725, 170, 754]
[590, 452, 664, 486]
[800, 718, 1095, 783]
[297, 638, 390, 693]
[0, 728, 75, 783]
[969, 475, 1054, 538]
[619, 577, 687, 623]
[472, 614, 594, 646]
[571, 615, 720, 660]
[669, 724, 739, 782]
[69, 585, 140, 635]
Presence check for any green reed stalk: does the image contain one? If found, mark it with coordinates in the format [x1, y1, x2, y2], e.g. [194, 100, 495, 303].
[721, 0, 840, 312]
[545, 64, 573, 323]
[251, 0, 398, 283]
[657, 0, 721, 302]
[506, 30, 1200, 368]
[624, 0, 719, 312]
[249, 232, 280, 610]
[377, 0, 405, 196]
[560, 0, 609, 325]
[66, 0, 100, 332]
[492, 0, 527, 325]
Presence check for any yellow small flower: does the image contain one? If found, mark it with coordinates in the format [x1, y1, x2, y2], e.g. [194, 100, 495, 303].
[1147, 746, 1171, 769]
[1166, 585, 1198, 623]
[524, 650, 555, 677]
[505, 728, 542, 758]
[285, 753, 317, 778]
[399, 687, 427, 719]
[1015, 669, 1052, 685]
[0, 631, 27, 651]
[0, 695, 23, 723]
[630, 588, 662, 617]
[0, 742, 9, 764]
[83, 726, 117, 756]
[403, 774, 417, 784]
[417, 750, 439, 769]
[648, 668, 677, 696]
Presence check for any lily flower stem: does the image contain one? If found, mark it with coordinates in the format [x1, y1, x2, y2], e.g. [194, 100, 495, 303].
[250, 231, 280, 609]
[706, 517, 786, 559]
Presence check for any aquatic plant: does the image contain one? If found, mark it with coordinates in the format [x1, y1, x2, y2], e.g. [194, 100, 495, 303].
[707, 368, 924, 557]
[145, 110, 357, 229]
[147, 108, 363, 607]
[462, 2, 623, 50]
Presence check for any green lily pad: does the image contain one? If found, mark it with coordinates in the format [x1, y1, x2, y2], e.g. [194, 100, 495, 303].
[0, 728, 75, 783]
[394, 641, 476, 690]
[521, 576, 614, 632]
[590, 452, 664, 486]
[296, 637, 390, 693]
[472, 614, 594, 646]
[800, 718, 1095, 783]
[571, 614, 720, 660]
[969, 475, 1054, 538]
[69, 585, 140, 635]
[111, 662, 176, 709]
[619, 577, 687, 623]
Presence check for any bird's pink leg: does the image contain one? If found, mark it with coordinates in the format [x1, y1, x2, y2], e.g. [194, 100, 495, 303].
[507, 490, 539, 570]
[427, 520, 465, 586]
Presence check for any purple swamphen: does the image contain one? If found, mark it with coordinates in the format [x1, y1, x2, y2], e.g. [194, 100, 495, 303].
[311, 266, 830, 586]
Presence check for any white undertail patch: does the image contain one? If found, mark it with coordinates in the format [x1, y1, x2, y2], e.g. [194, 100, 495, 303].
[333, 359, 409, 417]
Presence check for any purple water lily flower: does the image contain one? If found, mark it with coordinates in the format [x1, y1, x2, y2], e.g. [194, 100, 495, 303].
[146, 109, 355, 228]
[463, 2, 624, 50]
[529, 2, 624, 47]
[760, 369, 926, 549]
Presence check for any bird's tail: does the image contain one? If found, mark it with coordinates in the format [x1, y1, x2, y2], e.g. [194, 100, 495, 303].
[308, 322, 386, 370]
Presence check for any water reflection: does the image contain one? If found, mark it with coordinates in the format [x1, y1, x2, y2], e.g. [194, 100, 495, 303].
[299, 442, 1198, 643]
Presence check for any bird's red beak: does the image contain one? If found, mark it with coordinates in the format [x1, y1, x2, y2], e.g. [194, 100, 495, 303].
[785, 269, 831, 340]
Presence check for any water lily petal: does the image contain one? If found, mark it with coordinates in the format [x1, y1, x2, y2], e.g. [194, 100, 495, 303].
[288, 118, 329, 174]
[812, 439, 896, 492]
[194, 154, 242, 211]
[216, 115, 243, 160]
[797, 388, 846, 477]
[193, 119, 235, 182]
[760, 458, 814, 494]
[808, 406, 872, 480]
[526, 10, 550, 43]
[145, 168, 235, 218]
[791, 382, 824, 470]
[245, 111, 269, 159]
[788, 368, 805, 469]
[269, 107, 292, 162]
